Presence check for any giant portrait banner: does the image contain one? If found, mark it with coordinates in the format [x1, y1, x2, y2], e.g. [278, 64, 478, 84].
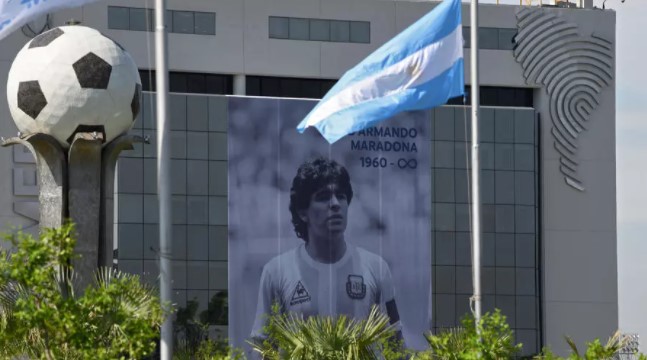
[228, 96, 431, 354]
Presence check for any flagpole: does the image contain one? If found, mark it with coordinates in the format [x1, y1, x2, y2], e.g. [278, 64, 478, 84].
[154, 0, 173, 358]
[469, 0, 482, 331]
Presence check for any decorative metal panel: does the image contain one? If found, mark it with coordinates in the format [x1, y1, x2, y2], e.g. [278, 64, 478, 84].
[514, 8, 613, 191]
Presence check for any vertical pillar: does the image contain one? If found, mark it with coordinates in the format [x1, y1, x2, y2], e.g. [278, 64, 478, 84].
[68, 132, 103, 289]
[233, 74, 246, 95]
[2, 134, 67, 230]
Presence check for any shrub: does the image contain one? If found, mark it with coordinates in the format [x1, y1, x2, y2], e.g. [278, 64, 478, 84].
[535, 331, 647, 360]
[0, 223, 165, 360]
[422, 309, 521, 360]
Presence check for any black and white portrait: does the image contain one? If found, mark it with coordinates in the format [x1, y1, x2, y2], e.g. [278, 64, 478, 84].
[227, 96, 431, 353]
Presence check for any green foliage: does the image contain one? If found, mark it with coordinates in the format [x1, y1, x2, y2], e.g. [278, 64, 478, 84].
[200, 290, 228, 325]
[422, 309, 521, 360]
[173, 337, 244, 360]
[195, 339, 244, 360]
[535, 331, 647, 360]
[0, 223, 165, 360]
[250, 305, 408, 360]
[173, 291, 241, 360]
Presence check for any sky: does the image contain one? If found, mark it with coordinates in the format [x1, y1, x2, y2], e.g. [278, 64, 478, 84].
[596, 0, 647, 351]
[480, 0, 647, 351]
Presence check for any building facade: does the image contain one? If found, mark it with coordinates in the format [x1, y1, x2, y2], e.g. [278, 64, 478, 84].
[0, 0, 617, 357]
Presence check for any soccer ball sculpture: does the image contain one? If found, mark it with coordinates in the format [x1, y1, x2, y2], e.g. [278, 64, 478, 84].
[6, 25, 141, 147]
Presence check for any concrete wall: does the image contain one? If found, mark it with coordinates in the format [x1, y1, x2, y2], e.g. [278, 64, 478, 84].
[528, 7, 618, 354]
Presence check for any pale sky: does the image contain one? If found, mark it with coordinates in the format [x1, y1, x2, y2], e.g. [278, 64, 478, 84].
[480, 0, 647, 351]
[597, 0, 647, 351]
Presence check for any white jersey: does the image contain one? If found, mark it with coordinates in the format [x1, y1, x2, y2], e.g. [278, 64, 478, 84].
[251, 243, 399, 338]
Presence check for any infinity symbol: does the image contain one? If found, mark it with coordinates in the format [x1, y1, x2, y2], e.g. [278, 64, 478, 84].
[397, 158, 417, 169]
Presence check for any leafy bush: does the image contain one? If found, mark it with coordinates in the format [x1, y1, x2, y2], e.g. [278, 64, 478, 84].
[421, 309, 521, 360]
[535, 331, 647, 360]
[0, 223, 165, 359]
[173, 337, 244, 360]
[173, 293, 241, 360]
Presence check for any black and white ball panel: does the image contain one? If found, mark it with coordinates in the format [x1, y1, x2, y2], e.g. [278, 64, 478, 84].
[17, 81, 47, 119]
[28, 28, 65, 49]
[73, 52, 112, 89]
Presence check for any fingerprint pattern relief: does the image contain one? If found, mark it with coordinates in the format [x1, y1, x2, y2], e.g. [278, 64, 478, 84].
[513, 8, 613, 191]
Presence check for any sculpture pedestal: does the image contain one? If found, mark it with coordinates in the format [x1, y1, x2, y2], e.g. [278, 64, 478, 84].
[2, 131, 146, 290]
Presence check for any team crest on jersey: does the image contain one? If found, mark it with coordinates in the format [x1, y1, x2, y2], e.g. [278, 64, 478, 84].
[290, 281, 311, 305]
[346, 275, 366, 300]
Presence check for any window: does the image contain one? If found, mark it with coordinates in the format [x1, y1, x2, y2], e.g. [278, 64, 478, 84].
[330, 20, 350, 42]
[310, 19, 330, 41]
[108, 6, 215, 35]
[287, 18, 308, 40]
[350, 21, 370, 43]
[108, 7, 129, 30]
[186, 73, 206, 93]
[173, 11, 194, 34]
[269, 17, 289, 39]
[431, 107, 539, 356]
[268, 16, 369, 44]
[139, 70, 233, 95]
[447, 86, 533, 108]
[462, 26, 518, 50]
[129, 8, 149, 32]
[462, 26, 470, 48]
[194, 12, 216, 35]
[498, 28, 517, 50]
[246, 76, 337, 99]
[479, 27, 499, 49]
[170, 72, 188, 93]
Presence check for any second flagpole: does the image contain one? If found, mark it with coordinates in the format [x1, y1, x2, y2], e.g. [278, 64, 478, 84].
[469, 0, 483, 331]
[155, 0, 173, 358]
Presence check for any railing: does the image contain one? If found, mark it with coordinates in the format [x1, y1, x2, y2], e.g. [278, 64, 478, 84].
[616, 333, 641, 360]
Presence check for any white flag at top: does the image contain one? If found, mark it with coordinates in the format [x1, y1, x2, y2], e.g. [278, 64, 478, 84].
[0, 0, 100, 41]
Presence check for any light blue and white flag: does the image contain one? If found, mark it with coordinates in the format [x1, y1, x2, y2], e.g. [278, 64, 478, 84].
[0, 0, 100, 41]
[297, 0, 464, 144]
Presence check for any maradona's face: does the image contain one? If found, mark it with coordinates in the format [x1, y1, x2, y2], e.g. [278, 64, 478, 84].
[301, 183, 349, 241]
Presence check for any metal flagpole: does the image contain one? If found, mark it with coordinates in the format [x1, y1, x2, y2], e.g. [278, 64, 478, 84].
[469, 0, 482, 330]
[154, 0, 173, 358]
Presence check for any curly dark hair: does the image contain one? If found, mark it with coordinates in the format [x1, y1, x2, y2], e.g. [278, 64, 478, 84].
[289, 157, 353, 241]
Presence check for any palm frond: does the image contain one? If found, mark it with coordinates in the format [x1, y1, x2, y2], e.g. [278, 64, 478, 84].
[93, 267, 160, 319]
[565, 336, 581, 357]
[250, 305, 395, 360]
[53, 265, 77, 300]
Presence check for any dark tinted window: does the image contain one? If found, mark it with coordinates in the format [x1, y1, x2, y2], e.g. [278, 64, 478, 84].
[447, 87, 533, 107]
[186, 73, 206, 93]
[139, 70, 233, 95]
[170, 72, 188, 93]
[462, 26, 518, 50]
[246, 76, 338, 99]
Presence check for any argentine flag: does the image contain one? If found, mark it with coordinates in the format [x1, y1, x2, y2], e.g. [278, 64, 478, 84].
[0, 0, 100, 42]
[297, 0, 464, 144]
